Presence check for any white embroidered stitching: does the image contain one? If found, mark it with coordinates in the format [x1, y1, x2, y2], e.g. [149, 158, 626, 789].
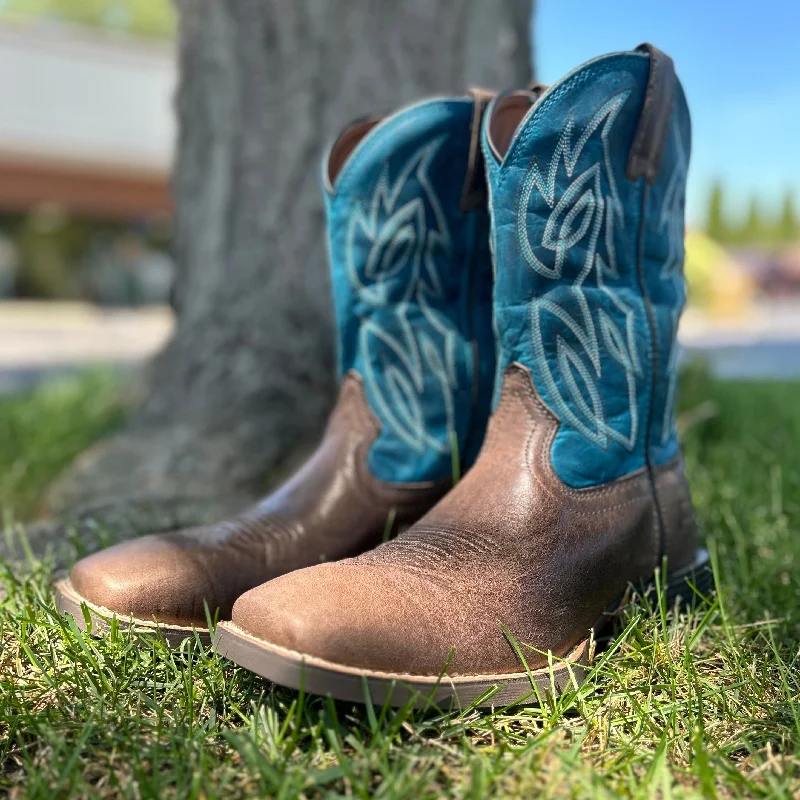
[515, 90, 642, 452]
[346, 137, 464, 455]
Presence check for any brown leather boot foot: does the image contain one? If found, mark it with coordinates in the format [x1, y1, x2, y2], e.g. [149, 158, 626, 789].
[214, 368, 712, 708]
[56, 375, 447, 645]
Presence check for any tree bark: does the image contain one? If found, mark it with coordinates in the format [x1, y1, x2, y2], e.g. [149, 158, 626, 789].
[45, 0, 533, 538]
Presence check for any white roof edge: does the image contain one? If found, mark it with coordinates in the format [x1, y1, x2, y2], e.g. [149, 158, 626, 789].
[0, 19, 177, 172]
[0, 17, 175, 62]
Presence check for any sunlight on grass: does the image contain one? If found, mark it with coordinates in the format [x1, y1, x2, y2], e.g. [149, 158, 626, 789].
[1, 367, 800, 797]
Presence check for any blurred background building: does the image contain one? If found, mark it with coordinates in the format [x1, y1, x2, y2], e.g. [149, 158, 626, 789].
[0, 1, 174, 305]
[1, 0, 798, 389]
[0, 1, 176, 392]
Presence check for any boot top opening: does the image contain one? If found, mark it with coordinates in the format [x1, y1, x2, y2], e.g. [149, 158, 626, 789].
[325, 116, 382, 191]
[486, 84, 547, 162]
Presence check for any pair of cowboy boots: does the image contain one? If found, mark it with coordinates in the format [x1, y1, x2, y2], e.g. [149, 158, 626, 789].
[57, 43, 710, 708]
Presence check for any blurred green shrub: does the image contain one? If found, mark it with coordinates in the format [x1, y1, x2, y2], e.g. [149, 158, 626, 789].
[684, 230, 754, 314]
[0, 0, 175, 38]
[13, 207, 90, 300]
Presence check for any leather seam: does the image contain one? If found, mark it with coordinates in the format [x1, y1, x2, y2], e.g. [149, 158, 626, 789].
[505, 366, 653, 500]
[634, 184, 664, 573]
[343, 370, 447, 506]
[502, 382, 651, 512]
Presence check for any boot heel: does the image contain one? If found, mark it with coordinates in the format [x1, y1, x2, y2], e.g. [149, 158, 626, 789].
[605, 548, 714, 631]
[661, 548, 714, 605]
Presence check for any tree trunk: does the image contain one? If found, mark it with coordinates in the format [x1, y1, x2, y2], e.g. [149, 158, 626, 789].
[45, 0, 533, 539]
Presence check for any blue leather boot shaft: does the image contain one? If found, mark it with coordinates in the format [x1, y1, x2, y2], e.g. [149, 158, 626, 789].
[482, 50, 691, 488]
[325, 98, 495, 483]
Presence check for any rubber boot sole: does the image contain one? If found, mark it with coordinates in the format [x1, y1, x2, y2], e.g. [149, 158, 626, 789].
[55, 578, 212, 648]
[213, 548, 713, 709]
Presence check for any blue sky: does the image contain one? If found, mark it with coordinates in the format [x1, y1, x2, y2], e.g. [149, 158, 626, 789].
[533, 0, 800, 227]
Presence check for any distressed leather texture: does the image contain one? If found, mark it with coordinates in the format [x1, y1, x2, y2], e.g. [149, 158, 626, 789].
[232, 365, 698, 675]
[70, 374, 447, 626]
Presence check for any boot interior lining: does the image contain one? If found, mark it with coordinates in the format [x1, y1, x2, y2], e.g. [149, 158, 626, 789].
[326, 117, 382, 191]
[487, 91, 540, 161]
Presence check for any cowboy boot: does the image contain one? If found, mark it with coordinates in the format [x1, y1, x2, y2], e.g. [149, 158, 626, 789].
[214, 44, 712, 706]
[56, 92, 497, 646]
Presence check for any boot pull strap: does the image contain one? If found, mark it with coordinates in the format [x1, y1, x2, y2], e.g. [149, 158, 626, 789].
[459, 87, 494, 213]
[626, 42, 676, 185]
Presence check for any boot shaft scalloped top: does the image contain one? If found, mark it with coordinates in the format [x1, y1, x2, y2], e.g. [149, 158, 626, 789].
[482, 44, 691, 488]
[324, 95, 496, 483]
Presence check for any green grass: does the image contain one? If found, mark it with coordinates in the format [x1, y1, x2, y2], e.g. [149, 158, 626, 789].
[2, 367, 800, 798]
[0, 371, 126, 523]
